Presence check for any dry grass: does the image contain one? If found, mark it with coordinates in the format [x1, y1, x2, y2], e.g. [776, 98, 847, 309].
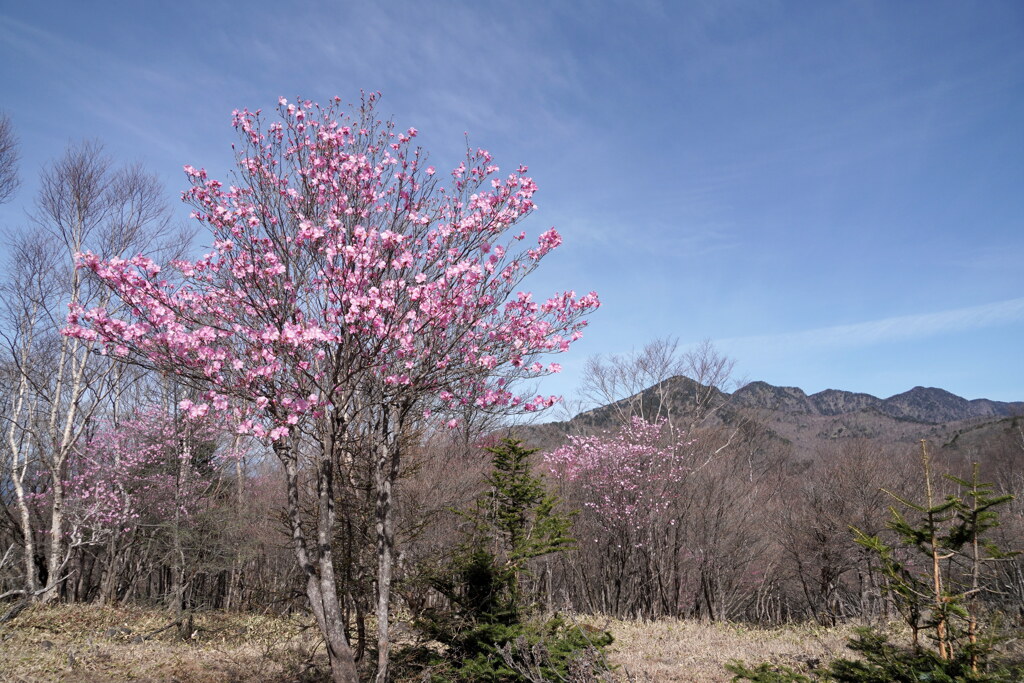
[596, 616, 854, 682]
[0, 604, 866, 682]
[0, 603, 328, 682]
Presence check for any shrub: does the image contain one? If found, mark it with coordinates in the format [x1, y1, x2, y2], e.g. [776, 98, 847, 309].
[396, 439, 614, 681]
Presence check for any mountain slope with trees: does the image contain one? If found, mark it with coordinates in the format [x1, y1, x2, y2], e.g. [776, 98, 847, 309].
[517, 374, 1023, 457]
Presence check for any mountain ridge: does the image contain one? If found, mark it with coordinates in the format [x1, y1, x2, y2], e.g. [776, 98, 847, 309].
[516, 376, 1023, 456]
[731, 381, 1023, 424]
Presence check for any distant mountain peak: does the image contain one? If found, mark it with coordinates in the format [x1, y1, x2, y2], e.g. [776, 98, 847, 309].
[718, 379, 1020, 424]
[516, 376, 1022, 455]
[889, 385, 957, 399]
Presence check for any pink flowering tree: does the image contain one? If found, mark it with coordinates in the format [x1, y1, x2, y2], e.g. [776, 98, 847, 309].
[547, 417, 692, 537]
[64, 94, 598, 683]
[545, 417, 693, 615]
[62, 407, 229, 604]
[66, 409, 215, 535]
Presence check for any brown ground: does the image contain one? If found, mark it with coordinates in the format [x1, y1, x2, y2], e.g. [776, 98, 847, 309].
[0, 604, 857, 682]
[0, 603, 325, 682]
[601, 616, 851, 681]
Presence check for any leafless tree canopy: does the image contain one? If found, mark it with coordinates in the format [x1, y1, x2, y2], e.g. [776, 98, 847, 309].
[0, 114, 19, 205]
[31, 141, 183, 260]
[579, 337, 742, 427]
[0, 140, 182, 609]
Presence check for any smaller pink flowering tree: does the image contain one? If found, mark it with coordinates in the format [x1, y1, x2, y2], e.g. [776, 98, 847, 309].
[64, 408, 223, 540]
[546, 417, 692, 539]
[62, 407, 229, 604]
[545, 417, 693, 616]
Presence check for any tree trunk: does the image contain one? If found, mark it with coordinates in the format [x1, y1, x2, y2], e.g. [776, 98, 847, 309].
[13, 477, 36, 596]
[41, 476, 65, 603]
[7, 332, 38, 597]
[279, 436, 360, 683]
[374, 407, 403, 683]
[921, 441, 949, 660]
[170, 436, 190, 619]
[374, 451, 394, 683]
[99, 536, 121, 605]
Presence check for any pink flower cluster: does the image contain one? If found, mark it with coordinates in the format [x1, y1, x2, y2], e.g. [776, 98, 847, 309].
[545, 417, 693, 532]
[63, 409, 228, 536]
[63, 95, 599, 438]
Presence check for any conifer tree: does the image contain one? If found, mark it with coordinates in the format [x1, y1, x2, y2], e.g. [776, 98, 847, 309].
[406, 439, 609, 682]
[853, 441, 1015, 666]
[473, 439, 575, 601]
[729, 442, 1022, 682]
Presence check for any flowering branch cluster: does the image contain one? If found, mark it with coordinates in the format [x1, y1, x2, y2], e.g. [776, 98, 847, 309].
[545, 417, 693, 533]
[63, 408, 228, 537]
[63, 95, 599, 438]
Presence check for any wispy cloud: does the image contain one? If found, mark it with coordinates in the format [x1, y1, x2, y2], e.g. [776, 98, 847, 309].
[944, 245, 1024, 272]
[224, 2, 588, 142]
[717, 297, 1024, 352]
[0, 15, 194, 98]
[549, 212, 739, 260]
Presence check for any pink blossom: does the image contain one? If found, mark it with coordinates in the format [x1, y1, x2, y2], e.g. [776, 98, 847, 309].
[63, 95, 599, 448]
[546, 417, 693, 535]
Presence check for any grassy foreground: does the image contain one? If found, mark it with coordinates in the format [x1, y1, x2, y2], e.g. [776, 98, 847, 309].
[0, 604, 853, 682]
[606, 617, 850, 681]
[0, 604, 322, 682]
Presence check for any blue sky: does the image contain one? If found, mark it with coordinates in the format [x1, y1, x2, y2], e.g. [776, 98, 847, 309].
[2, 1, 1022, 402]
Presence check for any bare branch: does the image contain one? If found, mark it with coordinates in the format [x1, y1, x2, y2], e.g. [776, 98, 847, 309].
[0, 113, 19, 205]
